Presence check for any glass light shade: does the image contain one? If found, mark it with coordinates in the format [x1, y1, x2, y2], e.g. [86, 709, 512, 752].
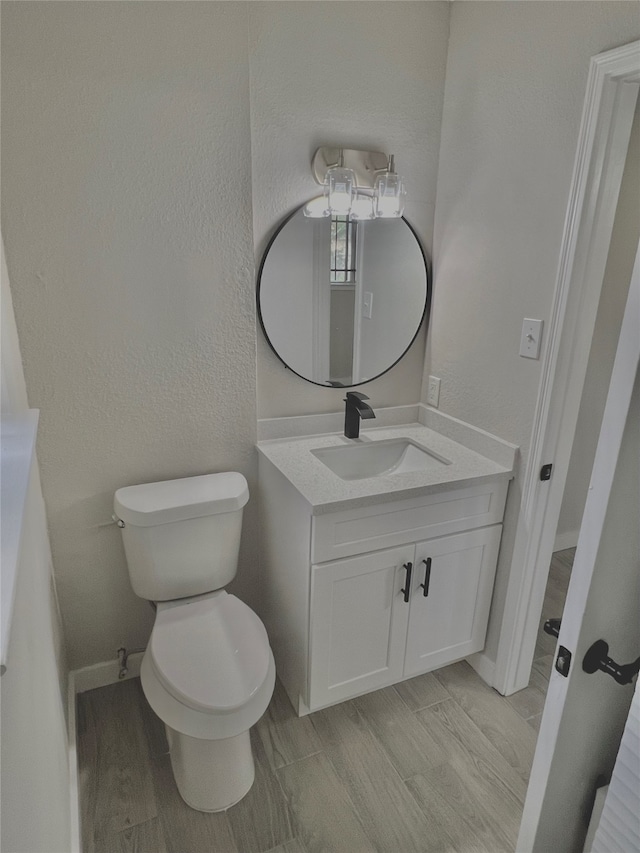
[303, 196, 330, 218]
[349, 193, 375, 221]
[326, 166, 355, 215]
[374, 172, 406, 218]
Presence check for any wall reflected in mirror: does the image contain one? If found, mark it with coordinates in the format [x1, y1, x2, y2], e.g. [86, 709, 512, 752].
[257, 202, 430, 387]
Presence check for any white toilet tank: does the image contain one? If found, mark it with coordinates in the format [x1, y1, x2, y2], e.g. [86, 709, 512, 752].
[114, 472, 249, 602]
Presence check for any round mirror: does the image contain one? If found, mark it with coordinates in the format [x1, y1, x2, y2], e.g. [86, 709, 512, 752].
[257, 201, 431, 387]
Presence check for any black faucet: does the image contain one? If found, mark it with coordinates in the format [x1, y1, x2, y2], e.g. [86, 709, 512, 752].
[344, 392, 376, 439]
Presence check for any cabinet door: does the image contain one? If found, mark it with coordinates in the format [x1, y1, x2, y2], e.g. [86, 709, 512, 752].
[309, 545, 414, 710]
[404, 526, 502, 678]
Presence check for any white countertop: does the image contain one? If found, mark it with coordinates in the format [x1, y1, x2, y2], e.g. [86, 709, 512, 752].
[257, 423, 515, 515]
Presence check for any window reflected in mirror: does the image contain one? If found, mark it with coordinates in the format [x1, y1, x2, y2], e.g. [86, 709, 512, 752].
[330, 216, 357, 284]
[329, 216, 357, 384]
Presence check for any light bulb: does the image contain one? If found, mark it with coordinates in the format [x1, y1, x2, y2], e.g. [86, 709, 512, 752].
[349, 194, 375, 221]
[326, 166, 355, 215]
[374, 171, 406, 218]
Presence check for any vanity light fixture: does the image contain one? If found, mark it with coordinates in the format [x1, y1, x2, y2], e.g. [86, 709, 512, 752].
[304, 147, 406, 219]
[374, 155, 406, 219]
[326, 164, 355, 215]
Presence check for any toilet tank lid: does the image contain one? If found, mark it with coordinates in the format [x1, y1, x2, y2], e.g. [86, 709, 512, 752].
[114, 472, 249, 527]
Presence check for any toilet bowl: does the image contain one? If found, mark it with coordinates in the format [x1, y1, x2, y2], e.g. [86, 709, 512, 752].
[114, 472, 275, 812]
[141, 590, 276, 811]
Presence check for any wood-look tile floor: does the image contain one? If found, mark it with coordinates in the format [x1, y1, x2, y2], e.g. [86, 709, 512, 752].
[77, 549, 574, 853]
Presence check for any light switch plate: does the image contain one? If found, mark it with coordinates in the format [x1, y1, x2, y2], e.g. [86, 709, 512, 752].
[520, 318, 544, 359]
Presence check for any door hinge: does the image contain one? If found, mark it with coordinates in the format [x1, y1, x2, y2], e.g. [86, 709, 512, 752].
[555, 645, 572, 677]
[543, 617, 561, 638]
[540, 463, 553, 481]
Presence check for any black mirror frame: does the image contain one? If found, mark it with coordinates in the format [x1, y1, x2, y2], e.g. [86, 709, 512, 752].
[256, 202, 432, 389]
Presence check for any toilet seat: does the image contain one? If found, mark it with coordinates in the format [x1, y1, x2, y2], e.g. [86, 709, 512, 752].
[149, 591, 270, 713]
[140, 591, 276, 741]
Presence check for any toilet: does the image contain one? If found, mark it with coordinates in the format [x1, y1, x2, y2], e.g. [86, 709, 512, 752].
[113, 471, 275, 812]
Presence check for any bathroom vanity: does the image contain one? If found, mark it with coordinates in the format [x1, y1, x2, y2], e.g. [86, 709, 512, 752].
[257, 421, 515, 716]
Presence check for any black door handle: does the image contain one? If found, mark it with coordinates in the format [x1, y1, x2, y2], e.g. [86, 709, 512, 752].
[582, 640, 640, 686]
[401, 562, 413, 603]
[419, 558, 432, 597]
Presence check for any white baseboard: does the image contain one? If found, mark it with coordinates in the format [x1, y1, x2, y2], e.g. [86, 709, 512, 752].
[71, 651, 145, 694]
[554, 529, 579, 553]
[466, 650, 496, 689]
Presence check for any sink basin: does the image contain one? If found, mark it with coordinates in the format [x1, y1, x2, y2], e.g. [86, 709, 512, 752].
[311, 438, 451, 481]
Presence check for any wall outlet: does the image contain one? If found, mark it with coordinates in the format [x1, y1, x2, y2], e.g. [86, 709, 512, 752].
[427, 375, 441, 407]
[520, 318, 544, 359]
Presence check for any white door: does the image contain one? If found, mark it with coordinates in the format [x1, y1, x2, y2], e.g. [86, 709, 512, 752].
[589, 680, 640, 852]
[308, 544, 413, 710]
[518, 243, 640, 853]
[405, 526, 501, 677]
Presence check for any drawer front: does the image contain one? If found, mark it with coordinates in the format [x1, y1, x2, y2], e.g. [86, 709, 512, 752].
[312, 480, 508, 564]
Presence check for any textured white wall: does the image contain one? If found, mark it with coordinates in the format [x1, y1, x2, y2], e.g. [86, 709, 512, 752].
[1, 1, 448, 671]
[1, 1, 447, 670]
[556, 100, 639, 543]
[425, 1, 640, 663]
[1, 2, 256, 669]
[250, 1, 449, 417]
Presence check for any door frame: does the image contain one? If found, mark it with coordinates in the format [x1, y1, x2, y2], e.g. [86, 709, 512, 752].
[493, 40, 640, 695]
[517, 235, 640, 852]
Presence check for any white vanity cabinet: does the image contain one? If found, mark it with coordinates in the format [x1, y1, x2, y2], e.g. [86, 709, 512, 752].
[258, 450, 510, 717]
[308, 526, 502, 710]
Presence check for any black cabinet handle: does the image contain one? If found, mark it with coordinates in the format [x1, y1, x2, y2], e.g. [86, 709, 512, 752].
[419, 558, 432, 597]
[582, 639, 640, 686]
[401, 562, 413, 603]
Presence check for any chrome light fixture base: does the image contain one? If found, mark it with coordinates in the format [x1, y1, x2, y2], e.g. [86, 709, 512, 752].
[311, 147, 390, 189]
[309, 147, 406, 220]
